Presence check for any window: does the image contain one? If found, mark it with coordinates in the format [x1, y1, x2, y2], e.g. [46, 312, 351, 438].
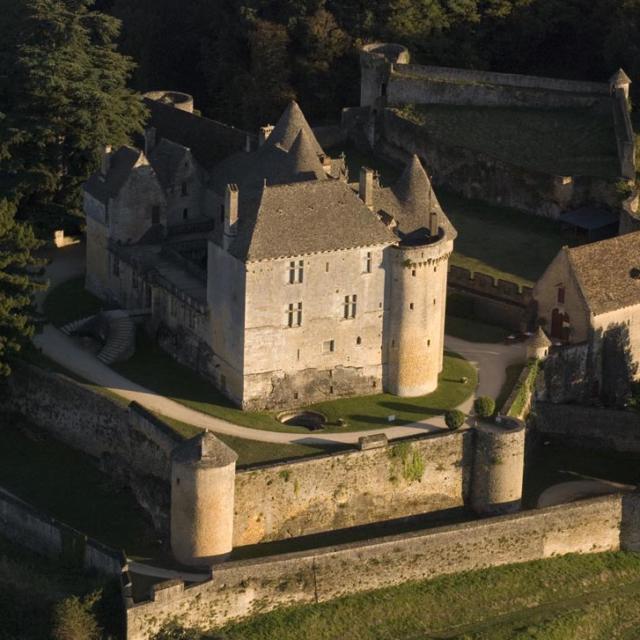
[344, 294, 357, 319]
[356, 336, 362, 345]
[288, 260, 304, 284]
[323, 340, 335, 353]
[557, 287, 565, 304]
[170, 296, 177, 317]
[132, 271, 139, 290]
[183, 208, 189, 220]
[412, 270, 416, 277]
[181, 182, 188, 196]
[287, 302, 302, 327]
[325, 262, 329, 273]
[112, 255, 120, 277]
[364, 251, 372, 274]
[151, 205, 160, 225]
[409, 303, 414, 310]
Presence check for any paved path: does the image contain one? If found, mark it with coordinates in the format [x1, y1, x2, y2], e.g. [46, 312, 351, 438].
[537, 479, 636, 508]
[33, 245, 526, 446]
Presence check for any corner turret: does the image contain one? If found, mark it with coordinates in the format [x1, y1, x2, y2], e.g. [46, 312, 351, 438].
[360, 43, 410, 108]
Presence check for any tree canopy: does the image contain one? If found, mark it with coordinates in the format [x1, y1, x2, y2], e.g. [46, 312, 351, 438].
[0, 0, 146, 232]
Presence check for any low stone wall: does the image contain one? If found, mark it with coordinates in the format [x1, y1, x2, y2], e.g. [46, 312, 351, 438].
[535, 402, 640, 453]
[127, 493, 638, 639]
[0, 486, 126, 576]
[4, 363, 181, 533]
[233, 431, 473, 546]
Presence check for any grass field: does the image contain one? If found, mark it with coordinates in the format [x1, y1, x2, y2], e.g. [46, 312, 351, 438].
[114, 331, 476, 433]
[0, 415, 161, 561]
[334, 143, 585, 287]
[398, 104, 620, 178]
[445, 315, 511, 343]
[158, 552, 640, 640]
[0, 534, 121, 640]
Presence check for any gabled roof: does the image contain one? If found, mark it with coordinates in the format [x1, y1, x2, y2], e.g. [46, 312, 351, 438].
[373, 155, 457, 243]
[265, 101, 325, 156]
[564, 232, 640, 315]
[84, 146, 144, 204]
[610, 68, 632, 86]
[148, 138, 190, 189]
[229, 180, 397, 262]
[529, 326, 551, 349]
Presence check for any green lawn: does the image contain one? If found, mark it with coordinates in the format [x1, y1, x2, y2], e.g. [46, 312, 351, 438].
[114, 332, 476, 433]
[157, 552, 640, 640]
[397, 104, 620, 178]
[42, 276, 104, 327]
[0, 534, 122, 640]
[331, 143, 585, 288]
[0, 415, 161, 561]
[445, 315, 511, 343]
[495, 362, 526, 413]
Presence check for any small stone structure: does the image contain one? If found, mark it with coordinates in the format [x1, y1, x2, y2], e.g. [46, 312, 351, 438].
[526, 327, 551, 360]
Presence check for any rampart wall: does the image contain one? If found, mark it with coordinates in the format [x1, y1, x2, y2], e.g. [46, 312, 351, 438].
[386, 64, 610, 110]
[3, 363, 180, 533]
[379, 110, 618, 217]
[535, 403, 640, 453]
[0, 486, 126, 577]
[127, 493, 640, 639]
[233, 431, 472, 546]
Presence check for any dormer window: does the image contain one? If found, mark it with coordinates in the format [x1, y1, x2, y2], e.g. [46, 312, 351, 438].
[289, 260, 304, 284]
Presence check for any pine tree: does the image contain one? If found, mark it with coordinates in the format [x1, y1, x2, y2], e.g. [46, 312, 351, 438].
[0, 0, 146, 233]
[0, 199, 45, 376]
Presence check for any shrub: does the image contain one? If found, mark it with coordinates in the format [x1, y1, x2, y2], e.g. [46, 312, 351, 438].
[52, 593, 102, 640]
[474, 396, 496, 419]
[445, 410, 465, 430]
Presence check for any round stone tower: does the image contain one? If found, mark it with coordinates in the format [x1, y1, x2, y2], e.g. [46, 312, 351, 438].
[470, 418, 526, 516]
[144, 90, 195, 113]
[170, 431, 238, 566]
[360, 43, 410, 108]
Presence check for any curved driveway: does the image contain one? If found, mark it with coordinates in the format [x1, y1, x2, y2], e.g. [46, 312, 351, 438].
[33, 244, 525, 446]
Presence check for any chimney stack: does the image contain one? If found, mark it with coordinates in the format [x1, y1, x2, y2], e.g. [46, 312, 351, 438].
[429, 211, 439, 237]
[101, 145, 113, 176]
[259, 125, 274, 147]
[223, 184, 239, 250]
[359, 167, 374, 210]
[144, 127, 157, 155]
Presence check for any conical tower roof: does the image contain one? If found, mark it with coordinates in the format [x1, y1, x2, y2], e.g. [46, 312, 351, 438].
[610, 68, 632, 86]
[394, 154, 432, 204]
[267, 101, 325, 156]
[288, 129, 326, 181]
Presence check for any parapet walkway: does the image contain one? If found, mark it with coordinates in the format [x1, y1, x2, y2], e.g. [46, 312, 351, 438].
[33, 244, 525, 446]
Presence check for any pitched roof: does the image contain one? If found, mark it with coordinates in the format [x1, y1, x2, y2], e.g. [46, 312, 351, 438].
[145, 98, 249, 170]
[148, 138, 189, 189]
[265, 101, 325, 156]
[373, 155, 457, 243]
[565, 232, 640, 315]
[610, 68, 632, 86]
[84, 146, 143, 203]
[229, 180, 397, 261]
[529, 326, 551, 349]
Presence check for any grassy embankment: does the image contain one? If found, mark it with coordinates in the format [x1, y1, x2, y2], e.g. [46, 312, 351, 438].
[158, 552, 640, 640]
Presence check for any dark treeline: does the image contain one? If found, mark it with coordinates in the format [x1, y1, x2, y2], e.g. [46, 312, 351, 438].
[97, 0, 640, 130]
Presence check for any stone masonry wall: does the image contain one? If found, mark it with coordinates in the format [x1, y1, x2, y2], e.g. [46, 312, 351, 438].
[232, 431, 473, 546]
[535, 402, 640, 453]
[3, 364, 180, 534]
[126, 493, 636, 640]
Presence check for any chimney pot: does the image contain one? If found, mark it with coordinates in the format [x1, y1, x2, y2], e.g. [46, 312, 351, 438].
[223, 184, 239, 250]
[429, 211, 439, 237]
[359, 167, 374, 210]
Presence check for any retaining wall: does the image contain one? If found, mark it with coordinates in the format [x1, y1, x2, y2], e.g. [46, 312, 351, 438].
[127, 493, 639, 639]
[535, 402, 640, 453]
[0, 486, 126, 576]
[233, 431, 472, 546]
[3, 363, 180, 533]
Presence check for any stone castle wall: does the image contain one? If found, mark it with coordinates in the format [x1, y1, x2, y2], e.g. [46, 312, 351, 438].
[3, 363, 180, 533]
[127, 493, 638, 639]
[233, 431, 473, 546]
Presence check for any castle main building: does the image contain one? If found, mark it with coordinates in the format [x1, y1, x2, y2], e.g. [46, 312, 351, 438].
[84, 92, 455, 410]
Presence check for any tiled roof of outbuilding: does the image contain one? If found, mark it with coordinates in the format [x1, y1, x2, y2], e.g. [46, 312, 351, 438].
[229, 180, 397, 261]
[565, 231, 640, 315]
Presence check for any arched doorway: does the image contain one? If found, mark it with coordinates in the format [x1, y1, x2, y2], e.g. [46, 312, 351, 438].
[551, 308, 570, 341]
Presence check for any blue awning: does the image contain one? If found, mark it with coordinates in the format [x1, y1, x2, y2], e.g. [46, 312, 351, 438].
[560, 207, 619, 231]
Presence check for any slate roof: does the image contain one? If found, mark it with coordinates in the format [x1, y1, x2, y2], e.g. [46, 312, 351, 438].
[610, 69, 632, 86]
[84, 147, 142, 204]
[265, 101, 325, 156]
[565, 231, 640, 315]
[148, 139, 189, 189]
[229, 180, 397, 262]
[145, 98, 249, 170]
[373, 155, 457, 244]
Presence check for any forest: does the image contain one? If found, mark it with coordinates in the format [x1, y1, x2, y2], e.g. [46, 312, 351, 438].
[97, 0, 640, 129]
